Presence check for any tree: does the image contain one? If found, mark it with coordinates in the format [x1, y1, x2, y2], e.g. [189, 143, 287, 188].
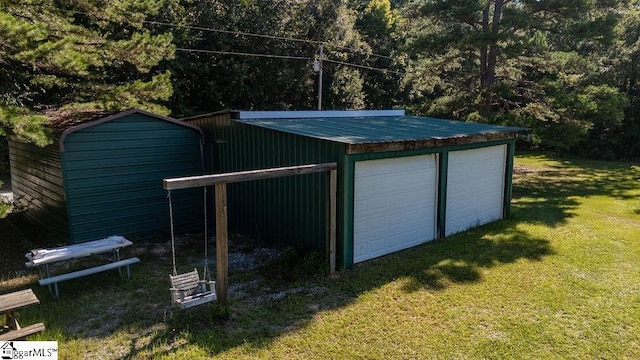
[352, 0, 407, 109]
[162, 0, 408, 116]
[402, 0, 625, 152]
[595, 1, 640, 159]
[0, 0, 175, 145]
[0, 0, 175, 216]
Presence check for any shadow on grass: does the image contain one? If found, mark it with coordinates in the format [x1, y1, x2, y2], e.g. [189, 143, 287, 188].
[110, 217, 553, 359]
[402, 228, 549, 293]
[511, 152, 640, 227]
[341, 220, 552, 295]
[6, 220, 552, 359]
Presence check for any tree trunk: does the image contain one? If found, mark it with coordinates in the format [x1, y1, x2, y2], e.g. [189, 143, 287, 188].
[480, 2, 490, 90]
[480, 0, 504, 117]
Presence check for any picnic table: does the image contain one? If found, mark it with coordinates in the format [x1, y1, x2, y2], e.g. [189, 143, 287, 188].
[0, 289, 45, 341]
[25, 236, 140, 298]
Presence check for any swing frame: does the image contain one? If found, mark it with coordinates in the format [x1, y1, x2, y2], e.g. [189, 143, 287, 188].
[167, 187, 217, 309]
[164, 162, 338, 304]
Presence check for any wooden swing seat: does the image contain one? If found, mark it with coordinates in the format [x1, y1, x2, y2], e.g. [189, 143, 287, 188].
[170, 268, 216, 309]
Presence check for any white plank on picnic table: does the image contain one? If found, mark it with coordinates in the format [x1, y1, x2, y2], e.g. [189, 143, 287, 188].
[25, 236, 132, 267]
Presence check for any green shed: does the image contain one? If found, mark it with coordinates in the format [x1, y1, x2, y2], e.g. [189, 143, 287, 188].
[183, 110, 522, 268]
[8, 109, 204, 244]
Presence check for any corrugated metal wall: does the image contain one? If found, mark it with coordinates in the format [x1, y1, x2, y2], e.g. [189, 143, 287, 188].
[8, 136, 69, 243]
[61, 113, 204, 243]
[187, 113, 345, 252]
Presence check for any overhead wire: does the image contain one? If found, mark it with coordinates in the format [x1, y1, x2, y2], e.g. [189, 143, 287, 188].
[145, 20, 320, 46]
[175, 47, 406, 76]
[145, 20, 400, 63]
[49, 7, 407, 76]
[324, 44, 397, 61]
[174, 48, 312, 61]
[323, 58, 405, 75]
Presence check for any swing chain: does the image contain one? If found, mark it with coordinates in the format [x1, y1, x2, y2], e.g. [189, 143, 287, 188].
[203, 186, 210, 282]
[168, 187, 211, 281]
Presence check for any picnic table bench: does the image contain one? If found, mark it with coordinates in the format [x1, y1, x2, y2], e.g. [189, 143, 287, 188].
[0, 289, 45, 341]
[25, 236, 140, 298]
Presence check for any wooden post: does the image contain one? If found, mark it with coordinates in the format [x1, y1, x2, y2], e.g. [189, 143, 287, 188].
[215, 183, 228, 304]
[328, 168, 337, 275]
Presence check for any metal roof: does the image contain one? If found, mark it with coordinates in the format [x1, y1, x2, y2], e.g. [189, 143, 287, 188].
[59, 109, 203, 152]
[235, 115, 524, 145]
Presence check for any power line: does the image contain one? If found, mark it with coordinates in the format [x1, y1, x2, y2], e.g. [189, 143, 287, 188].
[146, 20, 399, 63]
[49, 8, 406, 75]
[51, 7, 401, 64]
[323, 58, 405, 75]
[146, 20, 320, 46]
[176, 47, 405, 76]
[175, 48, 312, 61]
[325, 44, 397, 61]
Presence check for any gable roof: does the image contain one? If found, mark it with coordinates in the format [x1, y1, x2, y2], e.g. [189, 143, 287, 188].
[59, 109, 203, 152]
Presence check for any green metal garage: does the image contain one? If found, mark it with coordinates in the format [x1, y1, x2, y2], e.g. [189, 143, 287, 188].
[184, 110, 522, 269]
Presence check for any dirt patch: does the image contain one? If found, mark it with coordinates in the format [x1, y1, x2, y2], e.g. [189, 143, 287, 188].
[124, 232, 282, 273]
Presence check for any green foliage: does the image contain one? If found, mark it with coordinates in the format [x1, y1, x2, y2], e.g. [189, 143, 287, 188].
[328, 67, 366, 109]
[401, 0, 637, 158]
[1, 0, 640, 160]
[0, 106, 50, 146]
[164, 0, 406, 116]
[0, 0, 175, 144]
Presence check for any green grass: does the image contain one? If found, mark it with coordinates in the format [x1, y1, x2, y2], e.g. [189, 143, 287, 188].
[2, 151, 640, 359]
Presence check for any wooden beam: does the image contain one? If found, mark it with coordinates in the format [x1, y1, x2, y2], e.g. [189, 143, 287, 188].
[328, 168, 337, 275]
[164, 163, 337, 190]
[215, 183, 228, 304]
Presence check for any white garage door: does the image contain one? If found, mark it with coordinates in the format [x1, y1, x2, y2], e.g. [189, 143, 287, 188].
[445, 145, 507, 236]
[353, 154, 438, 263]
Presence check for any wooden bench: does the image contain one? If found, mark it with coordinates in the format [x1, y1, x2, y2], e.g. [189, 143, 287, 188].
[170, 269, 216, 309]
[0, 323, 46, 341]
[39, 257, 140, 298]
[0, 289, 45, 341]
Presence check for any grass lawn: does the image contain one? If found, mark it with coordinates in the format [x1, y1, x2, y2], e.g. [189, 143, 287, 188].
[1, 151, 640, 359]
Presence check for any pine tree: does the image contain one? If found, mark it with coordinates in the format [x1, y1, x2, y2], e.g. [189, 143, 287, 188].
[0, 0, 175, 145]
[402, 0, 625, 151]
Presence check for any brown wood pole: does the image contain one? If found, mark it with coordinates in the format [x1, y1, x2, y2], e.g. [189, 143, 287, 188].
[328, 169, 337, 274]
[214, 183, 228, 304]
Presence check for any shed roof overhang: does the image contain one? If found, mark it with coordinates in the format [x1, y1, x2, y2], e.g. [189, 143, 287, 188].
[343, 131, 521, 154]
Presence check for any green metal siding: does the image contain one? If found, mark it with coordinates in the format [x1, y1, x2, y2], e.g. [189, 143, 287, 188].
[8, 136, 69, 243]
[185, 113, 347, 253]
[61, 113, 204, 243]
[503, 139, 516, 218]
